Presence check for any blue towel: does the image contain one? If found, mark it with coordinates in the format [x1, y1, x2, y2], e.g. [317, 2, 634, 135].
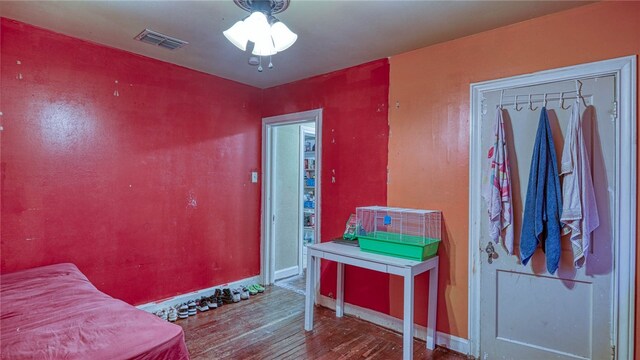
[520, 108, 563, 274]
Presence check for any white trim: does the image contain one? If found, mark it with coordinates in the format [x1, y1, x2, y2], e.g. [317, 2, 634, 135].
[274, 265, 299, 281]
[136, 275, 261, 313]
[468, 56, 636, 359]
[261, 109, 323, 287]
[317, 295, 470, 355]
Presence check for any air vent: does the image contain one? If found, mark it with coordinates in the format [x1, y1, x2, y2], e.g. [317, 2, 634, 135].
[134, 29, 188, 50]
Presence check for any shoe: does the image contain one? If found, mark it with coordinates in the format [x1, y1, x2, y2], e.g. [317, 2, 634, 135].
[205, 296, 217, 309]
[155, 309, 168, 321]
[168, 307, 178, 322]
[222, 288, 236, 304]
[232, 289, 241, 302]
[196, 298, 209, 312]
[187, 300, 197, 316]
[214, 289, 224, 307]
[238, 287, 249, 300]
[177, 303, 189, 319]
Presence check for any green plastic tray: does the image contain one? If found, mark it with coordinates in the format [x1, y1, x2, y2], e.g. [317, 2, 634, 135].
[358, 232, 440, 261]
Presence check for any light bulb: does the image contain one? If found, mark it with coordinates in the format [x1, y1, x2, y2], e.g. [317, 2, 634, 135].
[270, 21, 297, 52]
[244, 11, 270, 43]
[252, 35, 277, 56]
[223, 21, 249, 51]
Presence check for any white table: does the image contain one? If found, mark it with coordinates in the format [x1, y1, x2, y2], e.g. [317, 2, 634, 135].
[304, 241, 439, 360]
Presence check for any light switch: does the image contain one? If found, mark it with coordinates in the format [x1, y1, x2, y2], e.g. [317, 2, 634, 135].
[251, 171, 258, 183]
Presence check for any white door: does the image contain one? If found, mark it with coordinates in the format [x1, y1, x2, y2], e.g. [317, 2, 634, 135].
[479, 76, 616, 359]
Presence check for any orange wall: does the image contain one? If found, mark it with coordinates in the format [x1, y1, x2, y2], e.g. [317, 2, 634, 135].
[388, 1, 639, 341]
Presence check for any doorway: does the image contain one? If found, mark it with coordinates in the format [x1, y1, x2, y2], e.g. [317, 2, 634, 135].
[468, 57, 636, 359]
[261, 109, 322, 289]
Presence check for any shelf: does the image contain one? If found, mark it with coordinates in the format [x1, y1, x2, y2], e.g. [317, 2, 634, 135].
[304, 151, 315, 158]
[304, 226, 315, 230]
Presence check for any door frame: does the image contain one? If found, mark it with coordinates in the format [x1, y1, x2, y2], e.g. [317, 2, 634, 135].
[261, 108, 322, 285]
[468, 56, 636, 359]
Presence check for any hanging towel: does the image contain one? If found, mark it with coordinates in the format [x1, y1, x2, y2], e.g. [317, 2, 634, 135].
[520, 107, 563, 274]
[560, 100, 599, 268]
[482, 107, 514, 254]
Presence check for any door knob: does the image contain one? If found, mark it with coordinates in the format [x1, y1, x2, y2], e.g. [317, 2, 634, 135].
[485, 241, 499, 264]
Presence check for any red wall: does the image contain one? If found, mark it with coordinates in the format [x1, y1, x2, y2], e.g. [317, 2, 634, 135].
[261, 60, 390, 313]
[0, 18, 263, 305]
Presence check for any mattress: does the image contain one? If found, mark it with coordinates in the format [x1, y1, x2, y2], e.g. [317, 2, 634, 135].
[0, 263, 189, 360]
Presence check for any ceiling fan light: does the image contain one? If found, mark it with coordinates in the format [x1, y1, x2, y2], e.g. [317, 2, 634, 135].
[244, 11, 270, 43]
[270, 21, 297, 52]
[223, 20, 249, 51]
[252, 36, 277, 56]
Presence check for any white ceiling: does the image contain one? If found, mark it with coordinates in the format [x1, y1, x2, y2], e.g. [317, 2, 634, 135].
[0, 1, 591, 89]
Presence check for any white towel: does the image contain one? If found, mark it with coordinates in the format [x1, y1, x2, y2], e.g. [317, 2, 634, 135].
[560, 100, 599, 268]
[483, 107, 514, 254]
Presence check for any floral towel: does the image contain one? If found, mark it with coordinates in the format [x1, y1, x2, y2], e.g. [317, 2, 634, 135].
[483, 107, 514, 254]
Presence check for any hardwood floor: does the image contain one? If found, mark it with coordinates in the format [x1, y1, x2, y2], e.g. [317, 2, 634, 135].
[178, 285, 468, 360]
[274, 270, 306, 294]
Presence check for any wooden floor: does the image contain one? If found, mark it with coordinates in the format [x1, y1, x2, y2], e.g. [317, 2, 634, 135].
[274, 271, 306, 294]
[178, 285, 468, 360]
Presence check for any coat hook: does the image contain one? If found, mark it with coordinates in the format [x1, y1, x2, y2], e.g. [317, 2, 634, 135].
[528, 94, 538, 111]
[543, 93, 548, 108]
[560, 91, 571, 110]
[499, 89, 504, 109]
[575, 79, 588, 108]
[514, 95, 523, 111]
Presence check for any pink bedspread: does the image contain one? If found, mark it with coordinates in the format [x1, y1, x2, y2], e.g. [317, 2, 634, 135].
[1, 263, 189, 360]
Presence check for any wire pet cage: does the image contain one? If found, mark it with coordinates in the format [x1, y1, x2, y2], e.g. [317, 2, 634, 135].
[356, 206, 441, 260]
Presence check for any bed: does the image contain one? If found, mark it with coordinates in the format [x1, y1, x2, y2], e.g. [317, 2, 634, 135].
[1, 263, 189, 360]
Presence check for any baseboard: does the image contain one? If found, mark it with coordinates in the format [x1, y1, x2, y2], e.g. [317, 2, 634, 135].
[136, 275, 261, 313]
[317, 295, 470, 355]
[274, 266, 299, 280]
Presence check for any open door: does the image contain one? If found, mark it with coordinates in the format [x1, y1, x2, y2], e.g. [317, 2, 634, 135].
[261, 109, 322, 286]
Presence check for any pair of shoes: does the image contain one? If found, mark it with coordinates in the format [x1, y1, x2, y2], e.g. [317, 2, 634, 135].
[177, 303, 189, 319]
[187, 300, 197, 316]
[168, 307, 178, 322]
[204, 296, 217, 309]
[155, 309, 168, 321]
[246, 285, 258, 296]
[247, 284, 265, 294]
[196, 298, 209, 312]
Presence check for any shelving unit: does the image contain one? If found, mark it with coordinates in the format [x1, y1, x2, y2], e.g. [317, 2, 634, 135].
[301, 127, 316, 269]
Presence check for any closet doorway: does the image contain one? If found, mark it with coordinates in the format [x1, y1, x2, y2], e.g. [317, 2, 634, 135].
[469, 57, 636, 359]
[261, 109, 322, 288]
